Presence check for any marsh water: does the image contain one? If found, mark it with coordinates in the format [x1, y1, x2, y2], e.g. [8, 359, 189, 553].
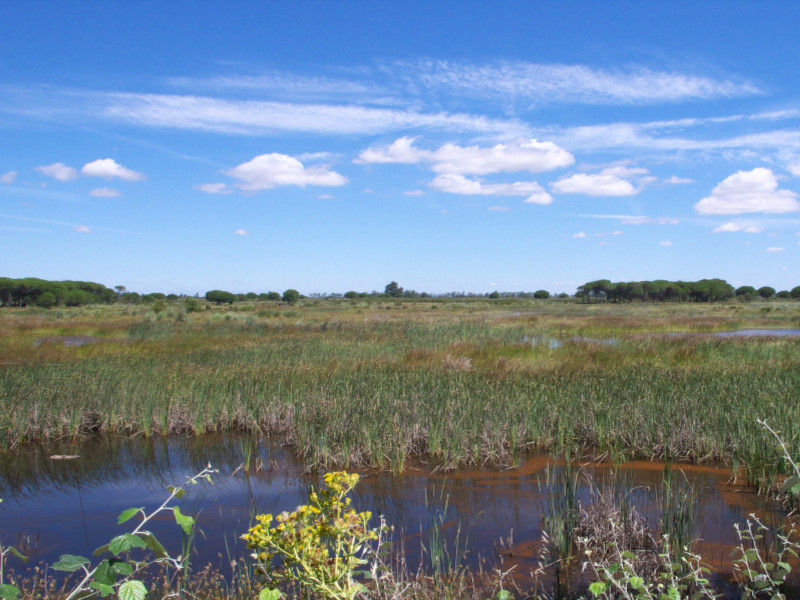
[0, 435, 791, 591]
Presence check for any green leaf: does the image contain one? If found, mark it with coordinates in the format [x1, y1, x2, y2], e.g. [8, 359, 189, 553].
[138, 533, 168, 559]
[497, 591, 512, 600]
[743, 549, 760, 562]
[168, 486, 185, 500]
[89, 581, 115, 597]
[118, 580, 147, 600]
[93, 543, 110, 556]
[791, 483, 800, 495]
[777, 561, 791, 573]
[621, 551, 636, 560]
[108, 533, 147, 556]
[589, 582, 608, 597]
[53, 554, 91, 572]
[608, 562, 620, 574]
[93, 560, 115, 586]
[0, 584, 19, 599]
[172, 506, 195, 535]
[629, 576, 644, 590]
[112, 561, 133, 575]
[117, 507, 143, 525]
[259, 589, 282, 600]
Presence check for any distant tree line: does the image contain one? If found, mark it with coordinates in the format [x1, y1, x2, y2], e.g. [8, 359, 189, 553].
[0, 277, 116, 307]
[576, 279, 800, 303]
[3, 276, 799, 308]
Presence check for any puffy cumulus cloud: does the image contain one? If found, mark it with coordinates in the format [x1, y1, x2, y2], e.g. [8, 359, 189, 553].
[35, 162, 78, 181]
[194, 183, 232, 195]
[73, 225, 92, 233]
[1, 171, 17, 184]
[358, 137, 573, 175]
[89, 187, 121, 198]
[81, 159, 145, 181]
[788, 163, 800, 176]
[694, 168, 800, 215]
[659, 241, 672, 246]
[572, 231, 587, 238]
[357, 136, 430, 164]
[766, 246, 784, 252]
[224, 153, 348, 191]
[429, 173, 552, 204]
[711, 222, 764, 233]
[430, 139, 573, 175]
[234, 229, 248, 236]
[551, 166, 652, 197]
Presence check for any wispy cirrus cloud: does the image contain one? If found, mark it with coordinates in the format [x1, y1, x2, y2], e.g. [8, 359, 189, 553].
[0, 212, 134, 234]
[393, 59, 762, 105]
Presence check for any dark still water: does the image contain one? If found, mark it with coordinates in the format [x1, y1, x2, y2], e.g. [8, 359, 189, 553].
[0, 435, 792, 588]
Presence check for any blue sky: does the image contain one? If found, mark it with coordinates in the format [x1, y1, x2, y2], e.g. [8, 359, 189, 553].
[2, 1, 800, 295]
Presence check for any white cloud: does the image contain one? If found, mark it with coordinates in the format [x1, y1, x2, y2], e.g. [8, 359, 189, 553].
[73, 225, 92, 233]
[572, 213, 679, 225]
[81, 159, 145, 181]
[766, 247, 784, 252]
[552, 166, 652, 196]
[357, 136, 430, 164]
[0, 171, 17, 183]
[711, 222, 765, 233]
[35, 162, 78, 181]
[788, 163, 800, 176]
[664, 175, 694, 184]
[234, 229, 248, 236]
[402, 60, 761, 105]
[659, 241, 672, 246]
[224, 153, 348, 191]
[430, 173, 552, 204]
[596, 230, 623, 237]
[89, 187, 121, 198]
[194, 183, 232, 195]
[317, 193, 334, 199]
[694, 168, 800, 215]
[403, 190, 425, 196]
[358, 137, 573, 175]
[572, 231, 587, 238]
[105, 93, 524, 136]
[488, 206, 511, 211]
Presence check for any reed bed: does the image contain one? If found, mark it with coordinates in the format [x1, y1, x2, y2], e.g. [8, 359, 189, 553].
[1, 301, 799, 491]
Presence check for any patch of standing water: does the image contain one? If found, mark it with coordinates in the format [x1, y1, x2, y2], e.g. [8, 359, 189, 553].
[0, 434, 792, 590]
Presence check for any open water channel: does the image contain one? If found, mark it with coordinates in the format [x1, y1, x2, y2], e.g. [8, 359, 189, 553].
[0, 435, 794, 595]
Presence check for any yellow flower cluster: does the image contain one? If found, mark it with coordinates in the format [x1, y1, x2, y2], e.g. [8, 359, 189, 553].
[242, 471, 381, 600]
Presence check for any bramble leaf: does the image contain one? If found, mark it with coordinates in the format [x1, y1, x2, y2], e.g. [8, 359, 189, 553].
[117, 508, 143, 525]
[118, 580, 147, 600]
[589, 582, 608, 597]
[173, 506, 195, 535]
[0, 584, 19, 599]
[259, 589, 282, 600]
[89, 581, 115, 597]
[53, 554, 90, 572]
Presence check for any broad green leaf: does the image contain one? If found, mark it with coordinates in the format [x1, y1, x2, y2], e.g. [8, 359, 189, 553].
[621, 551, 636, 560]
[608, 562, 620, 574]
[259, 588, 282, 600]
[172, 506, 195, 535]
[93, 560, 115, 586]
[743, 549, 760, 562]
[112, 561, 134, 575]
[109, 533, 147, 555]
[118, 580, 147, 600]
[497, 591, 512, 600]
[168, 486, 185, 499]
[791, 483, 800, 495]
[589, 582, 608, 597]
[777, 561, 791, 573]
[0, 584, 19, 599]
[629, 576, 644, 590]
[93, 543, 110, 556]
[53, 554, 91, 572]
[117, 507, 143, 525]
[138, 533, 168, 559]
[89, 581, 115, 597]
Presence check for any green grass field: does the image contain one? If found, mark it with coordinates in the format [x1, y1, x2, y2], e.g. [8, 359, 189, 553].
[1, 298, 798, 490]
